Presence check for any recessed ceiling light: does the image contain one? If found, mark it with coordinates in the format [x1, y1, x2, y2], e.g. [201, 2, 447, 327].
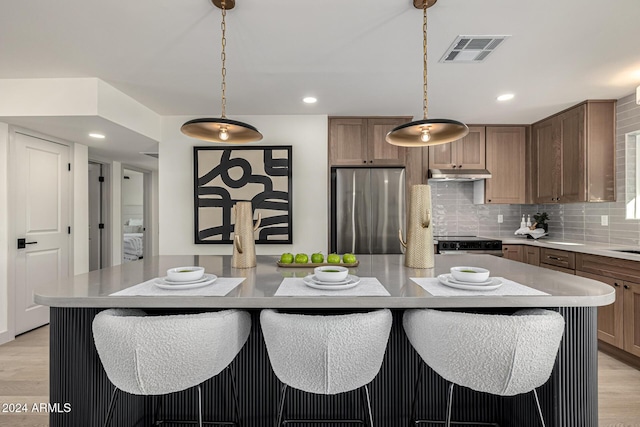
[497, 93, 515, 102]
[89, 133, 105, 139]
[303, 97, 317, 104]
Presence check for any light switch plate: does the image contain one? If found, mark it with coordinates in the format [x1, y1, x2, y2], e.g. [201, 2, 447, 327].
[498, 214, 503, 223]
[601, 215, 608, 226]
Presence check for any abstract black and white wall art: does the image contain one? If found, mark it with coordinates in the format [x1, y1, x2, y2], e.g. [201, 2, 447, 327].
[194, 146, 292, 244]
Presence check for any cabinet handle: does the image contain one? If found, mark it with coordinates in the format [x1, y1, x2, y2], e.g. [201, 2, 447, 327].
[614, 283, 619, 287]
[452, 165, 457, 168]
[624, 285, 630, 289]
[488, 199, 492, 202]
[369, 160, 373, 163]
[458, 165, 462, 168]
[363, 160, 366, 164]
[548, 256, 562, 261]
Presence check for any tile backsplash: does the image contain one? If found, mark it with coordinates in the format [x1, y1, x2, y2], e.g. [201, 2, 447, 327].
[430, 93, 640, 247]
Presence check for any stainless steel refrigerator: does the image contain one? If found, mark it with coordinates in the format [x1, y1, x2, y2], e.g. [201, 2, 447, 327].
[330, 168, 406, 254]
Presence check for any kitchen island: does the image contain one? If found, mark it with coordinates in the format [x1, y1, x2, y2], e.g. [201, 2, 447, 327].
[36, 254, 614, 427]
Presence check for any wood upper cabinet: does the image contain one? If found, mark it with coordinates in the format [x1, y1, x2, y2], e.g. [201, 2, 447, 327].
[328, 117, 410, 166]
[485, 126, 526, 204]
[531, 100, 615, 203]
[428, 126, 485, 170]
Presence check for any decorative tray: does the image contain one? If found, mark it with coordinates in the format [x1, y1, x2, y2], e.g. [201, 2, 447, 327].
[276, 261, 359, 268]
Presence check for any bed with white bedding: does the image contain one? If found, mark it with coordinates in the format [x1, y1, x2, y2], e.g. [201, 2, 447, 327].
[123, 232, 143, 262]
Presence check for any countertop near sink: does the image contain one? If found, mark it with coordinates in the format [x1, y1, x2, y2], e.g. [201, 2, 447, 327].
[485, 235, 640, 262]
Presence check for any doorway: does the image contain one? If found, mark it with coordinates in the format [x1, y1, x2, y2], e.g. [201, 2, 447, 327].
[88, 161, 111, 271]
[122, 168, 145, 262]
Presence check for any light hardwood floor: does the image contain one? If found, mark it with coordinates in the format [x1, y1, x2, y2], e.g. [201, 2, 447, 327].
[0, 325, 639, 426]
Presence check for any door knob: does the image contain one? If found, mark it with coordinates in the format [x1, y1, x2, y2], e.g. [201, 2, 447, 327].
[17, 238, 38, 249]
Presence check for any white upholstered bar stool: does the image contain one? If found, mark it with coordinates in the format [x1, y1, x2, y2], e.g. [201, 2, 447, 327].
[92, 309, 251, 427]
[260, 309, 393, 426]
[403, 309, 565, 427]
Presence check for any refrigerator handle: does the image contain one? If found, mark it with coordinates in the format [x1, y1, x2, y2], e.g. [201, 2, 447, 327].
[351, 170, 356, 254]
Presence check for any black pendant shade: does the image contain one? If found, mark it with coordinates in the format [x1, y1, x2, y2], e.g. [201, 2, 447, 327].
[386, 118, 468, 147]
[181, 117, 263, 144]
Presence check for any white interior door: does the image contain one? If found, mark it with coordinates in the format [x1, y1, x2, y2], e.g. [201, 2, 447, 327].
[14, 132, 70, 334]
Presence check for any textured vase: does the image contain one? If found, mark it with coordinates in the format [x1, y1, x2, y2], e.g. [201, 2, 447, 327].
[400, 185, 434, 269]
[232, 201, 261, 269]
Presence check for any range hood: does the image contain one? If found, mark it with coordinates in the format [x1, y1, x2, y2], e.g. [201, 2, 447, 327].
[428, 168, 492, 182]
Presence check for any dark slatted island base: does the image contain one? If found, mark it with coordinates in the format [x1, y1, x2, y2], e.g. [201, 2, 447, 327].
[36, 255, 614, 427]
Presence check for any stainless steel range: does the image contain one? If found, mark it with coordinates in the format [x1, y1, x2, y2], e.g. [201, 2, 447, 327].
[435, 236, 503, 256]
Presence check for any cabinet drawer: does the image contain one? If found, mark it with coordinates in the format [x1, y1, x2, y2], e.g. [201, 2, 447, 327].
[540, 262, 575, 275]
[540, 248, 575, 269]
[576, 253, 640, 282]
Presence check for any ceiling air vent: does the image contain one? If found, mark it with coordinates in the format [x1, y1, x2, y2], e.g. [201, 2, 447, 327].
[439, 35, 510, 63]
[140, 152, 159, 159]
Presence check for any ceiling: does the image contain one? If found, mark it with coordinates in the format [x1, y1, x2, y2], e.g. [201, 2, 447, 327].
[1, 0, 639, 165]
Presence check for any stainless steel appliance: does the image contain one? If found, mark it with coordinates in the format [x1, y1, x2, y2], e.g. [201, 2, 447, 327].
[331, 168, 405, 254]
[436, 236, 503, 256]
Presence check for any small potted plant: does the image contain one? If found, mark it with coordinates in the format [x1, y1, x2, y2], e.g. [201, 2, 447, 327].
[532, 212, 549, 233]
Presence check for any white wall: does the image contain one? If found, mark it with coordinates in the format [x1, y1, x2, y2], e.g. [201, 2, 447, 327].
[0, 122, 10, 344]
[159, 115, 328, 255]
[73, 144, 89, 275]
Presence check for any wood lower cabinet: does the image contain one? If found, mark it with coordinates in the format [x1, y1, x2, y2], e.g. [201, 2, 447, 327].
[531, 100, 615, 203]
[523, 246, 540, 266]
[429, 126, 485, 170]
[576, 253, 640, 359]
[623, 281, 640, 357]
[576, 270, 624, 348]
[329, 117, 410, 166]
[502, 244, 523, 262]
[540, 248, 575, 270]
[484, 126, 526, 204]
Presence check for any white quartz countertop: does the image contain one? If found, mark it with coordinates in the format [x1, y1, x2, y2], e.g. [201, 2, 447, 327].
[34, 254, 614, 309]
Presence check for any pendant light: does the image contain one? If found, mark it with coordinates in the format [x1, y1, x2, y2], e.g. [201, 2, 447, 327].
[386, 0, 468, 147]
[181, 0, 263, 143]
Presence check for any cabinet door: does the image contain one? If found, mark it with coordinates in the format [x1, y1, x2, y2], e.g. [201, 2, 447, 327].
[502, 245, 523, 262]
[366, 118, 407, 166]
[428, 141, 456, 169]
[531, 118, 559, 203]
[558, 105, 586, 203]
[428, 126, 485, 169]
[623, 281, 640, 357]
[329, 118, 368, 166]
[523, 245, 540, 266]
[456, 126, 486, 169]
[576, 271, 624, 348]
[485, 126, 526, 204]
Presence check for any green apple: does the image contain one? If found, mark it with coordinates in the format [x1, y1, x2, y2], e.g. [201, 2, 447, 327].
[343, 253, 357, 264]
[327, 253, 340, 264]
[294, 253, 309, 264]
[311, 252, 324, 263]
[279, 253, 294, 264]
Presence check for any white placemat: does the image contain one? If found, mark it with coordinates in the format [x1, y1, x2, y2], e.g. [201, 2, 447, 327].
[275, 277, 390, 297]
[410, 277, 549, 297]
[110, 277, 245, 296]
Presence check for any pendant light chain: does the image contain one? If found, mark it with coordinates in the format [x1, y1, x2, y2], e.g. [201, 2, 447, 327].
[422, 2, 428, 120]
[220, 3, 227, 118]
